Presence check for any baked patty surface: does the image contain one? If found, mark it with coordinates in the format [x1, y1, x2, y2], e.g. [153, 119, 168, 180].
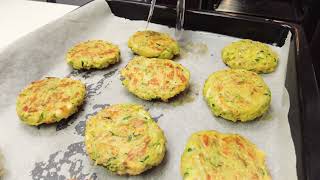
[221, 39, 278, 73]
[203, 69, 271, 122]
[121, 56, 190, 101]
[85, 104, 166, 175]
[66, 40, 120, 70]
[128, 31, 179, 59]
[181, 130, 271, 180]
[16, 77, 86, 126]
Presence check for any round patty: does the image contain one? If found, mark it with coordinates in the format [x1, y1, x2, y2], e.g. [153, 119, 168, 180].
[203, 69, 271, 122]
[120, 56, 190, 101]
[181, 130, 271, 180]
[85, 104, 166, 175]
[221, 39, 279, 73]
[16, 77, 86, 126]
[128, 31, 180, 59]
[66, 40, 120, 70]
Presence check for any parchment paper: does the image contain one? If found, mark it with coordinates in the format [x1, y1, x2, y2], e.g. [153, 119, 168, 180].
[0, 0, 296, 179]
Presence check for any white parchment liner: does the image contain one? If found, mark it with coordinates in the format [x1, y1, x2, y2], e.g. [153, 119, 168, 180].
[0, 0, 296, 179]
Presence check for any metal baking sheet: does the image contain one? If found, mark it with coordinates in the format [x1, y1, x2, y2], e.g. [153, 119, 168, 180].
[0, 0, 296, 179]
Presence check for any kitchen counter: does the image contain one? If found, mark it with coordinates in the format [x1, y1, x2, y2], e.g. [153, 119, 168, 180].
[0, 0, 78, 50]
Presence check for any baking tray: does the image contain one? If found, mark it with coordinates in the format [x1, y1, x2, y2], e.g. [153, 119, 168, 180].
[106, 0, 320, 179]
[0, 0, 318, 179]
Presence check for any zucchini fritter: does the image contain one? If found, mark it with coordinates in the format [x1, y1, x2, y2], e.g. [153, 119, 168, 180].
[181, 130, 271, 180]
[203, 69, 271, 122]
[85, 104, 166, 175]
[66, 40, 120, 70]
[121, 56, 190, 101]
[128, 31, 179, 59]
[16, 77, 86, 126]
[222, 39, 278, 73]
